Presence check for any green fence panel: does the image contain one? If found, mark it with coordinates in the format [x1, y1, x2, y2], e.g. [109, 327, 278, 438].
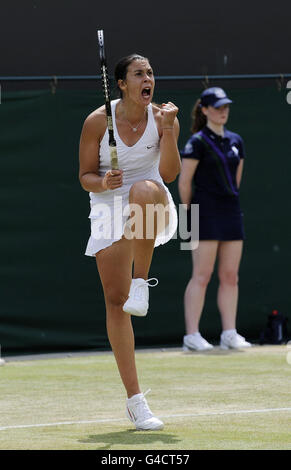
[0, 85, 290, 354]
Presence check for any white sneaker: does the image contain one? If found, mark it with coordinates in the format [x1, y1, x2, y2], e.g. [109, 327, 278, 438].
[126, 390, 164, 431]
[183, 333, 214, 351]
[220, 330, 252, 349]
[123, 278, 158, 317]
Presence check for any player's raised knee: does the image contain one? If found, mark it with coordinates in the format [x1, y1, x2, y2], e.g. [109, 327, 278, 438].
[129, 180, 157, 204]
[129, 180, 166, 206]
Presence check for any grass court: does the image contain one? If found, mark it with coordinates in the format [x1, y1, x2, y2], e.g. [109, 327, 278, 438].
[0, 345, 290, 450]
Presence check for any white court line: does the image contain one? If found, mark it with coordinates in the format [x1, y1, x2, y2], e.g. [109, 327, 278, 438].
[0, 407, 291, 431]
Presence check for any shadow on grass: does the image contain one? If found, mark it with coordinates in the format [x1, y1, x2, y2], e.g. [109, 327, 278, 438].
[183, 347, 247, 356]
[79, 429, 181, 450]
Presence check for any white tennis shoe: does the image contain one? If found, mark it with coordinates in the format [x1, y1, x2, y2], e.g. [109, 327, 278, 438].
[126, 390, 164, 431]
[183, 332, 214, 351]
[220, 330, 252, 349]
[123, 278, 158, 317]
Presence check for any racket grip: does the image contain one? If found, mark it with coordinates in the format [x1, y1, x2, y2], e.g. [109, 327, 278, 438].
[110, 145, 119, 170]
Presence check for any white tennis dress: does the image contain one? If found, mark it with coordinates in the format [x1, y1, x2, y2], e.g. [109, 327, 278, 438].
[85, 99, 178, 256]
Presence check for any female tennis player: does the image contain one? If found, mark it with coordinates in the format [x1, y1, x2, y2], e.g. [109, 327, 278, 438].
[79, 54, 180, 430]
[179, 87, 251, 351]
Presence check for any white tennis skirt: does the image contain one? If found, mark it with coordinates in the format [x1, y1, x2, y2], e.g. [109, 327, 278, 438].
[85, 183, 178, 256]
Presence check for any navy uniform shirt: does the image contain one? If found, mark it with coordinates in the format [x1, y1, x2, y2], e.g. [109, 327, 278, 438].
[180, 126, 245, 215]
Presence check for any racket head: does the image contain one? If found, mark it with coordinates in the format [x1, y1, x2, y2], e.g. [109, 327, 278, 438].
[97, 29, 110, 103]
[97, 29, 106, 64]
[97, 29, 119, 170]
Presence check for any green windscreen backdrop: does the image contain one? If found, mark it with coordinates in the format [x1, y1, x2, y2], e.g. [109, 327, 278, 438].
[0, 84, 290, 355]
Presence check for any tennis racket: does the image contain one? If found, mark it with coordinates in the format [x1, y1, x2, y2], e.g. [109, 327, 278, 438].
[97, 29, 119, 170]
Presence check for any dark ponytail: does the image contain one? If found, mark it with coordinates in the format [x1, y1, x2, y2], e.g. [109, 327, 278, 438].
[190, 98, 207, 134]
[114, 53, 148, 98]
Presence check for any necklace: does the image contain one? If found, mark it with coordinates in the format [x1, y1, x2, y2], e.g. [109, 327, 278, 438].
[125, 110, 147, 132]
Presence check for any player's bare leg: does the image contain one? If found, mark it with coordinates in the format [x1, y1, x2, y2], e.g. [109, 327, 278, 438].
[95, 237, 140, 398]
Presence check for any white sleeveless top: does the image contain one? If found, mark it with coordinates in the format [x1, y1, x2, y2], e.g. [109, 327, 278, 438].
[85, 99, 177, 256]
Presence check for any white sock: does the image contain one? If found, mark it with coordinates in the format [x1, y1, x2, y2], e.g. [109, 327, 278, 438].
[222, 329, 236, 336]
[185, 332, 200, 338]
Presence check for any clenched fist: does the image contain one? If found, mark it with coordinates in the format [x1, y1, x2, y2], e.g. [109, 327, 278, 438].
[161, 101, 179, 129]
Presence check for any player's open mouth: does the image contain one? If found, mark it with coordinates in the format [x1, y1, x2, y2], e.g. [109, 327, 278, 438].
[142, 87, 151, 97]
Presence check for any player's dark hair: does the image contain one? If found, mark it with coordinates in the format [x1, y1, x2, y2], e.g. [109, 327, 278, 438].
[114, 54, 148, 98]
[191, 98, 207, 134]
